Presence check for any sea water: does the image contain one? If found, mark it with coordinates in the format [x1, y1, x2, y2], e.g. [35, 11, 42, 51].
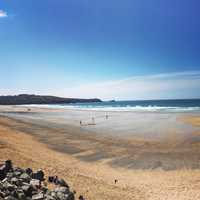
[24, 99, 200, 113]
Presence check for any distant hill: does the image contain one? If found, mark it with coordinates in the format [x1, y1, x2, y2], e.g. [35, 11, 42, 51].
[0, 94, 102, 105]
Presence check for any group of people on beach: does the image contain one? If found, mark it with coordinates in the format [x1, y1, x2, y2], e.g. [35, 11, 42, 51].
[79, 114, 108, 126]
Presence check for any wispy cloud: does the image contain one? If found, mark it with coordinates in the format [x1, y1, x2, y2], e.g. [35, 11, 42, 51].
[0, 10, 8, 18]
[59, 70, 200, 100]
[2, 71, 200, 100]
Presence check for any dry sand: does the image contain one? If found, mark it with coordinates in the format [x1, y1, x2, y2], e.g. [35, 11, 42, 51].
[182, 115, 200, 127]
[0, 106, 200, 199]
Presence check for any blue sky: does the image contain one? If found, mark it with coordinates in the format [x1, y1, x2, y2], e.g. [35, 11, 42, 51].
[0, 0, 200, 100]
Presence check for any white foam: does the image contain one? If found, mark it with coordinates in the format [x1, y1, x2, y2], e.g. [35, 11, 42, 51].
[19, 104, 200, 112]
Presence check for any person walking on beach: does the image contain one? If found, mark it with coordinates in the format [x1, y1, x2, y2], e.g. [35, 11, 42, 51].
[80, 120, 82, 126]
[106, 114, 108, 119]
[92, 117, 95, 125]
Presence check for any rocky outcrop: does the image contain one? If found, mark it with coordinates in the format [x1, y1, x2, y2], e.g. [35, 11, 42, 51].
[0, 160, 85, 200]
[0, 94, 102, 105]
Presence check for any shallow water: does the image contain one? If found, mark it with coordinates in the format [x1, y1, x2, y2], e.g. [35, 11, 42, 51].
[2, 109, 199, 140]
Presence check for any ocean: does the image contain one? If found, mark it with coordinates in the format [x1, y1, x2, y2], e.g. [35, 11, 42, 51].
[23, 99, 200, 112]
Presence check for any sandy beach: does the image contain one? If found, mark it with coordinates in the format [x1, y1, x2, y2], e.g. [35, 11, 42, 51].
[2, 0, 200, 199]
[0, 106, 200, 199]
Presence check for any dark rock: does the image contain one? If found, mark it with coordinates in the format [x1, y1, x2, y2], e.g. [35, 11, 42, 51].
[49, 191, 57, 198]
[0, 166, 6, 180]
[41, 186, 48, 193]
[10, 177, 21, 186]
[48, 176, 54, 183]
[45, 195, 55, 200]
[3, 182, 16, 192]
[52, 176, 58, 185]
[0, 182, 4, 190]
[25, 168, 33, 175]
[4, 196, 18, 200]
[0, 168, 5, 180]
[66, 192, 75, 200]
[21, 185, 33, 197]
[13, 171, 22, 177]
[56, 192, 74, 200]
[48, 176, 58, 185]
[14, 167, 24, 173]
[58, 191, 74, 200]
[57, 179, 69, 188]
[17, 192, 26, 200]
[19, 173, 31, 182]
[0, 191, 6, 198]
[5, 160, 13, 172]
[10, 190, 18, 198]
[54, 187, 69, 194]
[56, 191, 65, 200]
[0, 160, 13, 180]
[32, 170, 44, 181]
[6, 172, 14, 179]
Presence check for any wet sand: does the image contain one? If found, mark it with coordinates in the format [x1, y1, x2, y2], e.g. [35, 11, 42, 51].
[1, 106, 200, 170]
[0, 106, 200, 199]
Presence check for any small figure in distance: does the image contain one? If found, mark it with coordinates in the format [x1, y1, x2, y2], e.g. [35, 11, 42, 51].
[92, 117, 95, 125]
[114, 179, 118, 184]
[80, 120, 82, 126]
[106, 114, 108, 119]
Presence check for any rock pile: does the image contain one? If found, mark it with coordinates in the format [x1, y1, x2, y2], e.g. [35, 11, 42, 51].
[0, 160, 85, 200]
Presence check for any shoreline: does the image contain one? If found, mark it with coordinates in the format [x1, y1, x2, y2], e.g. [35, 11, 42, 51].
[2, 104, 200, 113]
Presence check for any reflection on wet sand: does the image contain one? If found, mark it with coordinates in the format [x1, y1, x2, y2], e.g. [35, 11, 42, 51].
[0, 108, 200, 170]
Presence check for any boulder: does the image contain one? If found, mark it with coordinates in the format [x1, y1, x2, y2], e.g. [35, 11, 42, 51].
[48, 176, 54, 183]
[0, 167, 6, 180]
[54, 186, 69, 194]
[10, 177, 21, 186]
[19, 173, 31, 182]
[32, 170, 44, 181]
[13, 171, 22, 177]
[0, 160, 13, 180]
[30, 179, 40, 188]
[45, 194, 55, 200]
[16, 192, 26, 200]
[66, 192, 75, 200]
[5, 160, 13, 172]
[4, 195, 18, 200]
[25, 168, 33, 175]
[32, 193, 45, 200]
[21, 184, 33, 197]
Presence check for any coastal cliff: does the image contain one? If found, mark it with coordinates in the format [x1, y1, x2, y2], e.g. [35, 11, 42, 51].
[0, 94, 102, 105]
